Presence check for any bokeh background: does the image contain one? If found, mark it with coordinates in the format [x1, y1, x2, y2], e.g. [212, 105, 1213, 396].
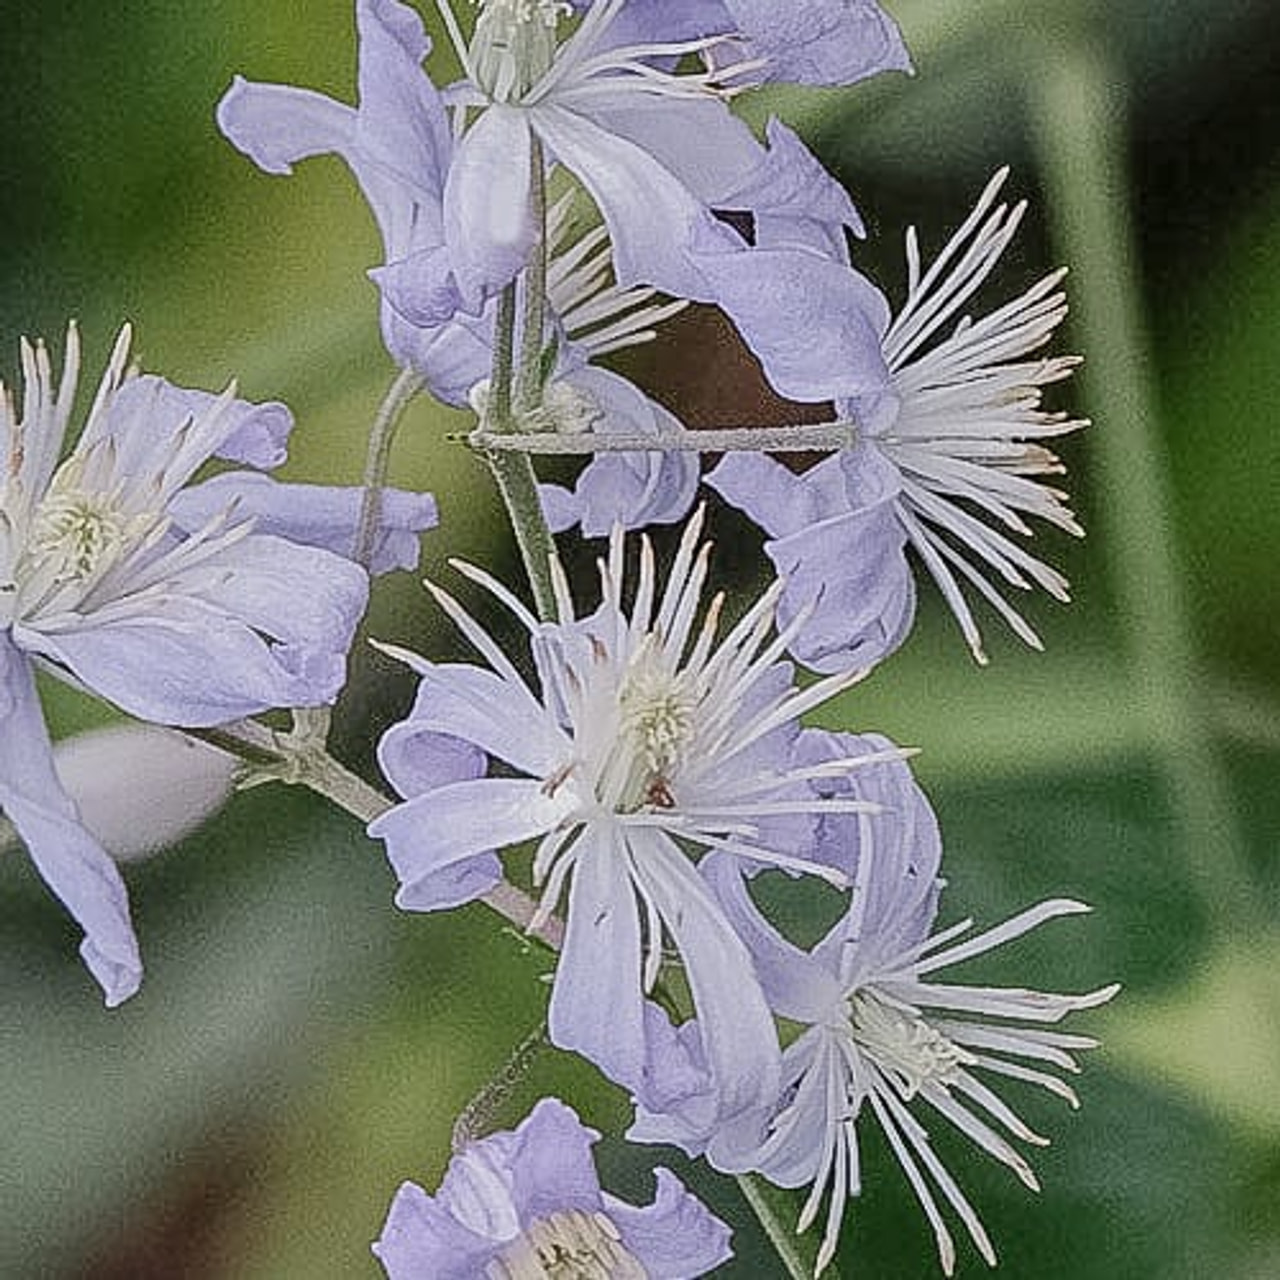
[1, 0, 1278, 1275]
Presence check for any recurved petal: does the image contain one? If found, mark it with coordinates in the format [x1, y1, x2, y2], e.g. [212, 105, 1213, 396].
[605, 1168, 733, 1279]
[0, 634, 141, 1006]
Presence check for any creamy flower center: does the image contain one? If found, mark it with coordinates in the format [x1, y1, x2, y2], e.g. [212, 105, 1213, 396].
[612, 649, 698, 809]
[849, 990, 975, 1098]
[27, 484, 132, 584]
[485, 1209, 647, 1279]
[471, 0, 572, 101]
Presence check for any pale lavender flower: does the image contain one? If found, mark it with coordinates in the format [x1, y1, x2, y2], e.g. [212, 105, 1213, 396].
[433, 0, 763, 305]
[0, 324, 370, 1003]
[374, 1097, 731, 1279]
[674, 730, 1118, 1275]
[370, 512, 889, 1121]
[710, 170, 1087, 665]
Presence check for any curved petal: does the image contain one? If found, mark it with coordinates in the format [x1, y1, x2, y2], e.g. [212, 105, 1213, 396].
[368, 777, 565, 909]
[217, 75, 358, 177]
[691, 242, 892, 404]
[171, 472, 437, 576]
[383, 662, 566, 779]
[607, 1168, 733, 1279]
[0, 634, 141, 1005]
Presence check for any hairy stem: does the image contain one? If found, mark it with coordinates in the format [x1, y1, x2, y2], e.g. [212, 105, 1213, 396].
[355, 365, 422, 569]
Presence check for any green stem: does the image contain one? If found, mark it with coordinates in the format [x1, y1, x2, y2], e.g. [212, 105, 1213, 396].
[736, 1174, 838, 1280]
[451, 1019, 549, 1151]
[1027, 34, 1259, 930]
[355, 365, 422, 570]
[481, 198, 558, 622]
[514, 137, 548, 417]
[483, 448, 559, 621]
[489, 283, 518, 429]
[187, 721, 563, 949]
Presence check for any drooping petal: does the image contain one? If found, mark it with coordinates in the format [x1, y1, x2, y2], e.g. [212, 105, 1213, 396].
[724, 117, 866, 252]
[630, 827, 781, 1122]
[443, 104, 538, 309]
[710, 447, 916, 673]
[702, 852, 844, 1023]
[16, 589, 354, 727]
[0, 633, 141, 1006]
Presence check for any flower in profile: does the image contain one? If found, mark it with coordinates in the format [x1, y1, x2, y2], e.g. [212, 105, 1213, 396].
[678, 731, 1118, 1275]
[370, 511, 888, 1120]
[374, 1097, 732, 1279]
[0, 324, 374, 1003]
[709, 169, 1086, 666]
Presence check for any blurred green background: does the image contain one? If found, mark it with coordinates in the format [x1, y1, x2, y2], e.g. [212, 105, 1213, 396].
[1, 1, 1278, 1275]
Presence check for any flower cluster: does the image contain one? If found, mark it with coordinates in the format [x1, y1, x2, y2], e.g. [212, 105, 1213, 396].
[2, 2, 1117, 1277]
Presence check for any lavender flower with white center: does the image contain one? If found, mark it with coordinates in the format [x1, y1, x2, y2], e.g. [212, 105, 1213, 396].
[679, 732, 1118, 1275]
[0, 324, 370, 1003]
[710, 169, 1087, 666]
[370, 511, 893, 1119]
[374, 1097, 732, 1279]
[435, 0, 765, 304]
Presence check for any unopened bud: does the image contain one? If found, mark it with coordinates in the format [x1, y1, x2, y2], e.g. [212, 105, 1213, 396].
[53, 724, 237, 862]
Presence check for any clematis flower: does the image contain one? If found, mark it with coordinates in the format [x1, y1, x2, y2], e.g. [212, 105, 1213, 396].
[374, 1097, 732, 1279]
[433, 0, 764, 306]
[0, 324, 373, 1004]
[650, 730, 1118, 1275]
[709, 170, 1087, 666]
[369, 512, 894, 1122]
